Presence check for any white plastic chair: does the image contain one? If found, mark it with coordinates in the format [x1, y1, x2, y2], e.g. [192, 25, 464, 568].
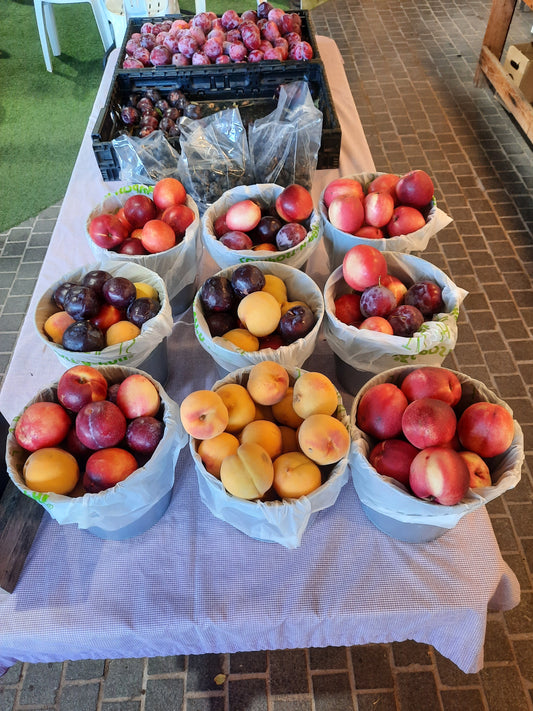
[104, 0, 180, 50]
[35, 0, 114, 72]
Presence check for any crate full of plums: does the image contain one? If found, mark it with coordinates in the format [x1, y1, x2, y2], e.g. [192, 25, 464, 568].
[92, 60, 340, 181]
[116, 7, 322, 72]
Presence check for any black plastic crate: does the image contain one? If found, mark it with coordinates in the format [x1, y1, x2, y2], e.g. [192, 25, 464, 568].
[92, 58, 341, 181]
[115, 10, 322, 72]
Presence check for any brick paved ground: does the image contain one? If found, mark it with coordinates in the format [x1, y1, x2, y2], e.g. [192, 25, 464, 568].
[1, 0, 533, 709]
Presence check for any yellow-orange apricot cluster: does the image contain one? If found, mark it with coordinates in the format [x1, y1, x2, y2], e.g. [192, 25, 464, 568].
[179, 362, 351, 501]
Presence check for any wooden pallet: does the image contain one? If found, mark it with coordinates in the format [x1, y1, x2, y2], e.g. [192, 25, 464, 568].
[0, 415, 44, 594]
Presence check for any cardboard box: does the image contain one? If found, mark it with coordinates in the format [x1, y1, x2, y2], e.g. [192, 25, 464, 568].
[503, 42, 533, 102]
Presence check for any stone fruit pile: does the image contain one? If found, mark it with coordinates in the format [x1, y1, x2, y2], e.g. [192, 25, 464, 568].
[119, 87, 203, 141]
[121, 4, 313, 69]
[14, 365, 165, 495]
[333, 244, 446, 337]
[323, 169, 435, 238]
[199, 263, 316, 351]
[355, 365, 515, 505]
[212, 184, 314, 253]
[87, 177, 195, 255]
[180, 361, 350, 501]
[44, 270, 161, 352]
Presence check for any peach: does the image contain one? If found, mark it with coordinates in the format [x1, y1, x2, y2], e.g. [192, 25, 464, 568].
[239, 420, 283, 460]
[279, 425, 300, 453]
[237, 291, 281, 338]
[381, 274, 407, 305]
[219, 442, 274, 499]
[402, 397, 457, 449]
[57, 364, 108, 413]
[225, 199, 262, 232]
[409, 446, 470, 505]
[298, 414, 351, 465]
[134, 281, 159, 300]
[254, 402, 275, 422]
[457, 450, 492, 488]
[15, 401, 72, 452]
[152, 177, 187, 210]
[323, 177, 364, 208]
[359, 317, 394, 334]
[83, 447, 139, 493]
[198, 431, 240, 478]
[116, 373, 161, 419]
[91, 304, 124, 332]
[327, 195, 365, 235]
[215, 383, 256, 433]
[105, 321, 141, 347]
[272, 451, 322, 498]
[400, 366, 462, 406]
[356, 383, 408, 440]
[271, 387, 304, 429]
[262, 274, 287, 304]
[180, 389, 229, 440]
[23, 447, 80, 495]
[247, 361, 290, 406]
[141, 218, 176, 253]
[280, 299, 308, 316]
[44, 310, 75, 344]
[457, 402, 514, 459]
[292, 372, 338, 418]
[221, 329, 259, 352]
[368, 439, 419, 486]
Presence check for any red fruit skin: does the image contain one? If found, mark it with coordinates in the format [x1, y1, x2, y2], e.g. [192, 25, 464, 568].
[457, 402, 515, 458]
[356, 383, 409, 440]
[386, 205, 426, 237]
[333, 293, 362, 326]
[369, 439, 419, 485]
[15, 402, 72, 452]
[400, 366, 462, 406]
[409, 446, 470, 505]
[75, 400, 127, 450]
[395, 169, 434, 208]
[404, 281, 444, 316]
[342, 244, 388, 292]
[401, 397, 457, 450]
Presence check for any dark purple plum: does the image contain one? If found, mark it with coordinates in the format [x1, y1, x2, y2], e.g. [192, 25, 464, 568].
[121, 106, 140, 125]
[205, 311, 238, 336]
[251, 215, 282, 244]
[387, 304, 425, 337]
[63, 286, 101, 320]
[200, 276, 235, 312]
[404, 281, 444, 316]
[53, 281, 77, 309]
[279, 304, 315, 343]
[62, 320, 105, 352]
[81, 270, 112, 295]
[102, 277, 137, 309]
[360, 284, 397, 319]
[230, 264, 266, 299]
[127, 297, 161, 327]
[126, 416, 164, 455]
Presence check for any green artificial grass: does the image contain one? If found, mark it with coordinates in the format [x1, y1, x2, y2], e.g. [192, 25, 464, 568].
[0, 0, 289, 233]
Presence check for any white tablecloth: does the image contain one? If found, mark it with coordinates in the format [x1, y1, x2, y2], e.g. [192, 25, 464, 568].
[0, 38, 519, 675]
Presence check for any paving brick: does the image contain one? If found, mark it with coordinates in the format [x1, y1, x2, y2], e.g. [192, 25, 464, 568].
[144, 677, 184, 710]
[65, 659, 105, 680]
[271, 699, 313, 711]
[350, 645, 393, 690]
[312, 672, 355, 711]
[102, 658, 144, 699]
[355, 691, 397, 711]
[147, 655, 186, 674]
[19, 662, 62, 705]
[391, 640, 432, 667]
[186, 697, 225, 711]
[227, 677, 268, 711]
[480, 665, 531, 711]
[58, 681, 100, 711]
[440, 688, 486, 711]
[395, 670, 441, 711]
[308, 646, 347, 670]
[229, 651, 267, 674]
[186, 654, 226, 692]
[269, 649, 309, 695]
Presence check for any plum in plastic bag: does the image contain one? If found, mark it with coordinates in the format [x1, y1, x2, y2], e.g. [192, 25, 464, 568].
[248, 81, 323, 190]
[112, 130, 180, 185]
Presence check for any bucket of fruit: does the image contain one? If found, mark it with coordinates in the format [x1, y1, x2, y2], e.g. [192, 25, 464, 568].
[323, 244, 468, 395]
[201, 183, 323, 270]
[85, 178, 200, 314]
[349, 365, 524, 542]
[193, 261, 324, 374]
[180, 361, 351, 548]
[35, 261, 173, 383]
[5, 365, 186, 539]
[319, 171, 453, 270]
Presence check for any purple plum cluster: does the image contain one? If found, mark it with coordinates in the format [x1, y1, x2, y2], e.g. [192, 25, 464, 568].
[122, 3, 313, 69]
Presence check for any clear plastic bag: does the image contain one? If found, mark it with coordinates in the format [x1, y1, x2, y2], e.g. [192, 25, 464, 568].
[248, 81, 323, 191]
[112, 130, 181, 185]
[176, 108, 253, 213]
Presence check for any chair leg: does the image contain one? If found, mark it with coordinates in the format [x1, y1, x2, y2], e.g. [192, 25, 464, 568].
[44, 3, 61, 56]
[91, 0, 115, 50]
[34, 0, 53, 72]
